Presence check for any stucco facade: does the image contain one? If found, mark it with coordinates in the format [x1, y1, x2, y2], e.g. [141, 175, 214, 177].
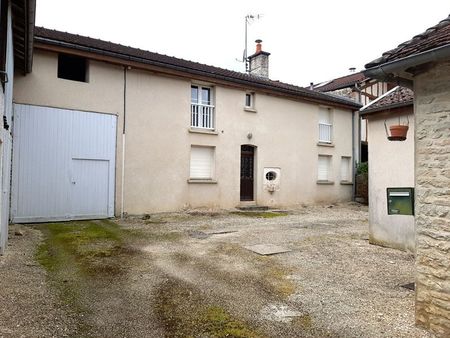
[14, 49, 355, 215]
[414, 60, 450, 336]
[364, 108, 415, 251]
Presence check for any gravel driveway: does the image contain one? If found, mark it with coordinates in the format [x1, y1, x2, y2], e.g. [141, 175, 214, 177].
[0, 203, 433, 337]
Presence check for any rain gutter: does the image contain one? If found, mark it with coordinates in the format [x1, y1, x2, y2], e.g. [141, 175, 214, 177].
[364, 44, 450, 88]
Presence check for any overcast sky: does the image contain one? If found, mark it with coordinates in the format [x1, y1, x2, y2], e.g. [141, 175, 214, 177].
[36, 1, 449, 87]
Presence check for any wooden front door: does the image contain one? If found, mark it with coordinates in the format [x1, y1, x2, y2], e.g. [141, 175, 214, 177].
[240, 145, 255, 201]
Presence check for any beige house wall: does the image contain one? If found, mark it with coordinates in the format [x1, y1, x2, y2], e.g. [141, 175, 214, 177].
[365, 108, 415, 252]
[414, 60, 450, 337]
[14, 49, 354, 214]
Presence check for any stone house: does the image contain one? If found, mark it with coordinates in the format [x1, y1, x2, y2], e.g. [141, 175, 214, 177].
[360, 86, 414, 252]
[365, 15, 450, 336]
[8, 27, 360, 227]
[0, 0, 35, 253]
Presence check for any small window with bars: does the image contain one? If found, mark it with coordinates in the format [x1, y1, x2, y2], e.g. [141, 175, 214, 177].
[318, 107, 333, 143]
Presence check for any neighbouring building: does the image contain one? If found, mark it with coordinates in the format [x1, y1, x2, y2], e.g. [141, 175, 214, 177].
[360, 86, 414, 252]
[312, 70, 394, 163]
[365, 15, 450, 336]
[0, 0, 35, 253]
[10, 28, 360, 225]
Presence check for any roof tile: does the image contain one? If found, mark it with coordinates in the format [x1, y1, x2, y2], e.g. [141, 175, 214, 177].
[366, 15, 450, 68]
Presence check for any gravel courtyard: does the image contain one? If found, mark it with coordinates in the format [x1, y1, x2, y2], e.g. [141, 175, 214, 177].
[0, 203, 433, 337]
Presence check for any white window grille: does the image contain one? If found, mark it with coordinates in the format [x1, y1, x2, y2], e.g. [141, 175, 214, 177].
[318, 155, 332, 181]
[190, 146, 215, 179]
[319, 107, 332, 143]
[191, 85, 215, 129]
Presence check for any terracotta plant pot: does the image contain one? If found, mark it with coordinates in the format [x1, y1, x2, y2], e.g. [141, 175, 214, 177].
[389, 125, 409, 138]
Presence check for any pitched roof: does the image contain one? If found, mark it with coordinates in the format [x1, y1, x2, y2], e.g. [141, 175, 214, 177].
[313, 72, 367, 92]
[366, 15, 450, 68]
[360, 86, 413, 114]
[34, 27, 361, 109]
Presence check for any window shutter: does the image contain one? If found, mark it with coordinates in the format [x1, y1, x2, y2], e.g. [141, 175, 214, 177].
[341, 157, 351, 181]
[190, 146, 214, 179]
[318, 156, 330, 181]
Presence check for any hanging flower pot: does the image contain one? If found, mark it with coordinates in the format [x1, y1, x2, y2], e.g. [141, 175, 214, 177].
[389, 125, 409, 139]
[384, 116, 409, 141]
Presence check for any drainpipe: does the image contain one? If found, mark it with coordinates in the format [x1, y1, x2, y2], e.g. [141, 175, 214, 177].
[351, 83, 363, 201]
[120, 66, 128, 218]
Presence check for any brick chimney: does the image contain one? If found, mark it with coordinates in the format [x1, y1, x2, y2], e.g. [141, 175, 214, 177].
[248, 39, 270, 78]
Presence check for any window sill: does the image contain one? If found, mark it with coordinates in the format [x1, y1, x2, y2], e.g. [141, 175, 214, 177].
[244, 107, 257, 113]
[317, 180, 334, 185]
[317, 142, 334, 147]
[188, 128, 219, 135]
[187, 179, 218, 184]
[340, 181, 353, 185]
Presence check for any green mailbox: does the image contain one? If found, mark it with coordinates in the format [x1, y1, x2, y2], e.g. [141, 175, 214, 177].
[387, 188, 414, 215]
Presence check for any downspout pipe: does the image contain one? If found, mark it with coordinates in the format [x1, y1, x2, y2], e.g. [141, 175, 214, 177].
[364, 44, 450, 86]
[120, 66, 127, 219]
[352, 83, 363, 202]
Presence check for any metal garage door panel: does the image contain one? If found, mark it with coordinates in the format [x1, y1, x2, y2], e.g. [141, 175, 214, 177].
[71, 159, 110, 218]
[11, 104, 116, 223]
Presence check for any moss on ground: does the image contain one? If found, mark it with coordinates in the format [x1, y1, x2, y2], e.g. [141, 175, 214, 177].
[155, 279, 264, 338]
[35, 219, 142, 334]
[230, 211, 288, 218]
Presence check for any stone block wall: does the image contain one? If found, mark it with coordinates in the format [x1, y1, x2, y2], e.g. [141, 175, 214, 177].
[414, 60, 450, 337]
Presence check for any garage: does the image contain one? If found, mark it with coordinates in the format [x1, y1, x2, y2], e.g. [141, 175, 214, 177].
[11, 104, 117, 223]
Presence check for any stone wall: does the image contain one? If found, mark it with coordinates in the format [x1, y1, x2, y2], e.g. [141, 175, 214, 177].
[414, 60, 450, 337]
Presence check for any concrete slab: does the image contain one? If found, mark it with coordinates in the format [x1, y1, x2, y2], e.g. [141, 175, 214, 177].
[204, 230, 238, 235]
[244, 244, 291, 255]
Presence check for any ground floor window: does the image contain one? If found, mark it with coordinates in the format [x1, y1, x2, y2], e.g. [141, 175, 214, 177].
[318, 155, 332, 182]
[340, 156, 352, 182]
[190, 146, 215, 179]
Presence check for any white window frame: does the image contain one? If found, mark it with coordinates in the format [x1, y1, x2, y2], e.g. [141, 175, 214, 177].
[318, 107, 333, 144]
[340, 156, 352, 183]
[317, 155, 332, 183]
[189, 146, 215, 180]
[191, 85, 215, 130]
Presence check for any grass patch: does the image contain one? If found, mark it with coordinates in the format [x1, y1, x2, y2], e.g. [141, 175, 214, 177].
[35, 219, 141, 334]
[36, 219, 137, 277]
[155, 279, 264, 337]
[231, 211, 288, 218]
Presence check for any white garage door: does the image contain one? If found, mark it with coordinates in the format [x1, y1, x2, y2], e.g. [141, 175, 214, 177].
[11, 104, 117, 223]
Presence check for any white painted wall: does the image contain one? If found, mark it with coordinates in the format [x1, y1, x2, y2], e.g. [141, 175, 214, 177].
[366, 108, 415, 251]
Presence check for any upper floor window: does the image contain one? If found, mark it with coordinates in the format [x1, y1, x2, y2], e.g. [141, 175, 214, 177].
[191, 85, 215, 129]
[58, 54, 88, 83]
[318, 107, 332, 143]
[245, 93, 254, 107]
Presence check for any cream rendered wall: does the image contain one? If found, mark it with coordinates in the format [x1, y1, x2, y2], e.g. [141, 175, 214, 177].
[13, 50, 125, 216]
[14, 49, 354, 214]
[366, 108, 415, 251]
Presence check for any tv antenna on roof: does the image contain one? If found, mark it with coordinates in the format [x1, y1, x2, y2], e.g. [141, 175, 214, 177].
[237, 14, 262, 72]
